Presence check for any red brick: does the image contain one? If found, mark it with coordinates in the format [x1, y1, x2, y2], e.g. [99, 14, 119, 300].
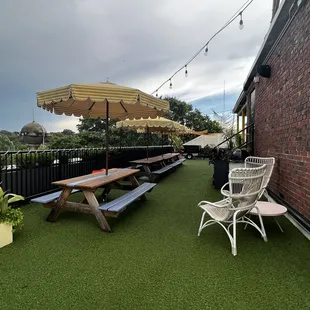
[253, 1, 310, 220]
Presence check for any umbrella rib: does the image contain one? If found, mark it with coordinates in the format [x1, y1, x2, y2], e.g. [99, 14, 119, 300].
[119, 101, 128, 113]
[88, 101, 96, 111]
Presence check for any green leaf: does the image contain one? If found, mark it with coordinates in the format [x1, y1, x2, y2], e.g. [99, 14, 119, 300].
[7, 194, 24, 204]
[0, 187, 4, 198]
[0, 196, 9, 214]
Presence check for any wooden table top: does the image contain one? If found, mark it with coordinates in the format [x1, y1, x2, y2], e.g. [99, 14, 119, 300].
[130, 153, 180, 165]
[52, 168, 140, 190]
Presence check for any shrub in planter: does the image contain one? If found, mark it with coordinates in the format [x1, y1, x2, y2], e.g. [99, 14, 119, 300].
[37, 152, 55, 167]
[15, 153, 37, 169]
[199, 145, 212, 159]
[209, 148, 231, 190]
[58, 153, 70, 164]
[0, 186, 24, 248]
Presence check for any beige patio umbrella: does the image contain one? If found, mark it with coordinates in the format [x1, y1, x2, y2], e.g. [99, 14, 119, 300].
[116, 117, 190, 158]
[116, 117, 187, 132]
[37, 82, 169, 173]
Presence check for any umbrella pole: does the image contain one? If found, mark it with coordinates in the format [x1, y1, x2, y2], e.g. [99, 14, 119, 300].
[105, 100, 109, 175]
[147, 126, 150, 159]
[162, 131, 164, 157]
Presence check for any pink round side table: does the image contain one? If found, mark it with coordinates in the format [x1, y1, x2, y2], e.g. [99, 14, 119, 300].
[250, 201, 287, 232]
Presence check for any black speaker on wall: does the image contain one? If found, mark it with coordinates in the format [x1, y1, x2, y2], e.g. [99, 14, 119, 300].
[257, 64, 271, 78]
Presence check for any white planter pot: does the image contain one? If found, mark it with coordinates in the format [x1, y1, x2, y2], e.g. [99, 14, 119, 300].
[0, 223, 13, 248]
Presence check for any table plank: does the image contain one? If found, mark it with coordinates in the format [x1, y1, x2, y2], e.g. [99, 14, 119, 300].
[130, 153, 180, 165]
[53, 169, 140, 190]
[52, 168, 120, 187]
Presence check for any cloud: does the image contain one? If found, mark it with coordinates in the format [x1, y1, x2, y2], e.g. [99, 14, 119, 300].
[0, 0, 272, 131]
[44, 117, 80, 133]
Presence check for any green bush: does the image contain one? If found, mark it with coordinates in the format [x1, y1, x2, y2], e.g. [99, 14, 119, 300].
[14, 153, 37, 169]
[199, 145, 212, 158]
[0, 208, 23, 231]
[0, 186, 24, 231]
[37, 153, 55, 167]
[58, 153, 69, 164]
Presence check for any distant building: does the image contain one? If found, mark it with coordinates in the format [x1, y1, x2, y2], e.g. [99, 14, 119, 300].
[184, 133, 228, 149]
[20, 121, 46, 149]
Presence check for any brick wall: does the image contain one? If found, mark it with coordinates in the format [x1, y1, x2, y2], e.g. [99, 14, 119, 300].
[254, 1, 310, 220]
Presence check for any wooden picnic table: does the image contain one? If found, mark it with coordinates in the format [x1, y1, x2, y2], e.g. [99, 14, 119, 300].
[130, 153, 182, 181]
[47, 168, 142, 232]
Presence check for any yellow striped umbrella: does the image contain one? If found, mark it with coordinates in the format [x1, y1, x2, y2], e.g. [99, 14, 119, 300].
[37, 82, 168, 119]
[116, 117, 190, 158]
[37, 82, 169, 173]
[116, 117, 187, 133]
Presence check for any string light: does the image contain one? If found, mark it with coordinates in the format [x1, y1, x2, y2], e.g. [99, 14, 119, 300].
[239, 12, 244, 30]
[156, 90, 158, 97]
[185, 65, 188, 77]
[150, 0, 254, 96]
[204, 46, 209, 56]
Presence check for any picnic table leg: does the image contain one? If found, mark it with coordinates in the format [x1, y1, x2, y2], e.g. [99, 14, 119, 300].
[100, 185, 112, 202]
[83, 191, 111, 232]
[47, 188, 72, 222]
[143, 164, 155, 182]
[129, 175, 147, 201]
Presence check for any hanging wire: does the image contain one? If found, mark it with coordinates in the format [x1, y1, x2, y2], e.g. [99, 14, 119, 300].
[151, 0, 254, 95]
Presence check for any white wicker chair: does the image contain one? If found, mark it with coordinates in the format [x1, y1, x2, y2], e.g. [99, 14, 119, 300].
[198, 165, 267, 256]
[244, 156, 275, 201]
[221, 157, 275, 201]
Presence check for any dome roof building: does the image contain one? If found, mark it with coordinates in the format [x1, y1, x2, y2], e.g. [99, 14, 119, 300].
[20, 121, 46, 148]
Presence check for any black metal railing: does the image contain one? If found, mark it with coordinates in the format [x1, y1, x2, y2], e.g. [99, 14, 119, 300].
[0, 146, 173, 199]
[208, 124, 255, 164]
[214, 123, 254, 152]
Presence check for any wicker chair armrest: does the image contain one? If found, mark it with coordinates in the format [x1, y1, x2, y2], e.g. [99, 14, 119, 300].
[198, 199, 230, 208]
[220, 182, 230, 197]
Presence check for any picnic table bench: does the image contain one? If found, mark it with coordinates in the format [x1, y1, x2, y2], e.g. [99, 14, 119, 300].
[31, 168, 156, 232]
[130, 153, 185, 181]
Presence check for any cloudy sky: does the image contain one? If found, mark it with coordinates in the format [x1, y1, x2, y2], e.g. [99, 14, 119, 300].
[0, 0, 272, 132]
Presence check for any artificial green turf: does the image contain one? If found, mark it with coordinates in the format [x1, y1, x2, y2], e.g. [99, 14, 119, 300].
[1, 160, 310, 309]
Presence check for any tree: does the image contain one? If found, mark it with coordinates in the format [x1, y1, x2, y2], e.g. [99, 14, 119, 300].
[68, 96, 222, 149]
[0, 131, 28, 151]
[167, 97, 192, 125]
[77, 118, 115, 132]
[48, 134, 82, 149]
[78, 131, 105, 148]
[62, 129, 75, 136]
[76, 118, 163, 147]
[165, 97, 222, 133]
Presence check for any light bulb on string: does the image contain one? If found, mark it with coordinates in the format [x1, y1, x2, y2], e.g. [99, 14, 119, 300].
[185, 65, 188, 77]
[204, 45, 209, 56]
[239, 12, 244, 30]
[156, 90, 158, 97]
[169, 79, 172, 89]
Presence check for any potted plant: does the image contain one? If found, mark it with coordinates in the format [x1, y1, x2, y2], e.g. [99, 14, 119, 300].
[0, 186, 24, 248]
[171, 135, 184, 153]
[209, 148, 231, 190]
